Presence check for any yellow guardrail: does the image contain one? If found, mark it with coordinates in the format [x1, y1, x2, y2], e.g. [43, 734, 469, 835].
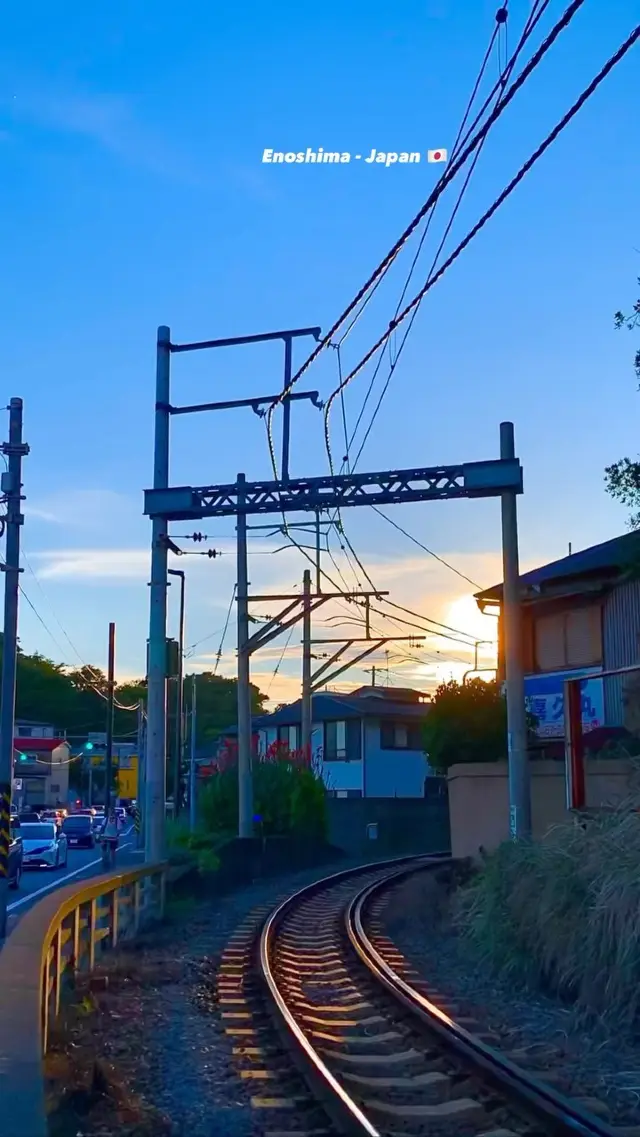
[0, 862, 169, 1137]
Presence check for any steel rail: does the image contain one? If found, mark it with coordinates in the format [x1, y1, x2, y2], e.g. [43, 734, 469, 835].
[347, 867, 619, 1137]
[258, 853, 448, 1135]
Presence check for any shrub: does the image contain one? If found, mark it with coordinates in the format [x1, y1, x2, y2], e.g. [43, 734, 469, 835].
[456, 795, 640, 1026]
[199, 743, 327, 839]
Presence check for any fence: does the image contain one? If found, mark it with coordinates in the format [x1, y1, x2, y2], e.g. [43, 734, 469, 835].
[0, 862, 168, 1137]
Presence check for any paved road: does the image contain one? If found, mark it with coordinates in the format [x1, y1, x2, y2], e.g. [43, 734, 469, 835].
[7, 826, 138, 928]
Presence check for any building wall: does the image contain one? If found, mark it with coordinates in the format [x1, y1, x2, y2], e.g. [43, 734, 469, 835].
[447, 758, 635, 859]
[363, 719, 428, 797]
[603, 578, 640, 727]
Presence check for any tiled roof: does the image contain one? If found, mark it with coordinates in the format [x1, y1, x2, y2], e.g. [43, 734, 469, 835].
[475, 530, 640, 605]
[252, 692, 431, 728]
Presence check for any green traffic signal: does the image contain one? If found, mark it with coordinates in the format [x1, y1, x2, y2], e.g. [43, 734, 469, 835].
[18, 753, 27, 761]
[84, 742, 94, 751]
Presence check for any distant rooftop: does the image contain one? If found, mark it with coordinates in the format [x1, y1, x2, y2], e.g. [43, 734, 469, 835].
[475, 530, 640, 607]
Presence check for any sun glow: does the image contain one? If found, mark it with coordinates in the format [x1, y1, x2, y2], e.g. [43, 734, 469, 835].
[446, 594, 498, 649]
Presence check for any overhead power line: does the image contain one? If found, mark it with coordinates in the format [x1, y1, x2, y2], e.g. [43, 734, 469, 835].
[267, 0, 584, 430]
[370, 508, 483, 590]
[321, 15, 639, 440]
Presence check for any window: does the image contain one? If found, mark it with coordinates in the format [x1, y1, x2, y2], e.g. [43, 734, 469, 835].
[535, 605, 602, 671]
[380, 721, 424, 750]
[324, 721, 347, 761]
[277, 725, 299, 750]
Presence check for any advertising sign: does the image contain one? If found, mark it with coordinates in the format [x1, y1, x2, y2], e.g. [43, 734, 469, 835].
[524, 668, 604, 738]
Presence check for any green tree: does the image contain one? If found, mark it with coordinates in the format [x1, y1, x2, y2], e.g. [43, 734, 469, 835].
[605, 280, 640, 528]
[187, 672, 266, 748]
[423, 678, 509, 773]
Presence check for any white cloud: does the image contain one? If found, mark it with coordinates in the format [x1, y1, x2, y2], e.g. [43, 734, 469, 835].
[25, 490, 138, 530]
[33, 548, 150, 582]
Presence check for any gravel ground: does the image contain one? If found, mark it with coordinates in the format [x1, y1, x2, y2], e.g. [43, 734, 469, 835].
[45, 854, 385, 1137]
[382, 867, 640, 1127]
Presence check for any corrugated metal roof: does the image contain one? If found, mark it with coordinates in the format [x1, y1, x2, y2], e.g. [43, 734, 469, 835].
[475, 531, 640, 605]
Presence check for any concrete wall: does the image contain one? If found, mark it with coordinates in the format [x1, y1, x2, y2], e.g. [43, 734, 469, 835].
[447, 758, 636, 859]
[326, 795, 450, 857]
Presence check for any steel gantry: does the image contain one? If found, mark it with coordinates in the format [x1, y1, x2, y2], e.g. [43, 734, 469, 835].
[143, 325, 529, 863]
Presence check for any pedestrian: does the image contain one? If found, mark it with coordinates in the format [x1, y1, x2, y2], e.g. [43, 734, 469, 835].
[100, 807, 119, 870]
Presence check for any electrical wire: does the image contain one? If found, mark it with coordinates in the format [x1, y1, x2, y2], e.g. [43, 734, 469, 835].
[17, 544, 141, 711]
[370, 507, 483, 589]
[265, 626, 295, 697]
[267, 0, 574, 426]
[213, 585, 237, 675]
[322, 0, 595, 451]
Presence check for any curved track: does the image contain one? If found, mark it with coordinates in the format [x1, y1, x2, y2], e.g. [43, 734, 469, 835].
[257, 856, 619, 1137]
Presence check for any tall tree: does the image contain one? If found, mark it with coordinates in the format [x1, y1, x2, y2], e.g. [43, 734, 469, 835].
[604, 280, 640, 527]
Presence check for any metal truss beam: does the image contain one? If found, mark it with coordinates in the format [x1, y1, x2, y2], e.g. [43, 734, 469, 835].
[311, 638, 398, 692]
[144, 458, 523, 520]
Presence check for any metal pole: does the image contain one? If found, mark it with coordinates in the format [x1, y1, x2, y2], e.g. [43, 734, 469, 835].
[301, 569, 312, 761]
[315, 510, 321, 593]
[371, 665, 376, 688]
[168, 570, 185, 816]
[145, 326, 171, 862]
[500, 421, 531, 839]
[136, 700, 145, 848]
[189, 674, 197, 831]
[0, 398, 28, 940]
[236, 473, 253, 837]
[281, 336, 292, 481]
[104, 623, 116, 813]
[88, 755, 93, 806]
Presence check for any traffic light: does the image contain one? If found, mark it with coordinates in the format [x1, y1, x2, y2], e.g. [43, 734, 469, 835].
[18, 753, 27, 762]
[84, 741, 94, 751]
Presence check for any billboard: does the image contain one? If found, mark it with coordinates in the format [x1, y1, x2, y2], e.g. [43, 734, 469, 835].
[524, 668, 604, 738]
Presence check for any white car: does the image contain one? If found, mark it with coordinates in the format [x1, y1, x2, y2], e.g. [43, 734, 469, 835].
[20, 821, 68, 870]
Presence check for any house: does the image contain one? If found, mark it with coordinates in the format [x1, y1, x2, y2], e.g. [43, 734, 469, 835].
[254, 686, 432, 797]
[474, 530, 640, 745]
[13, 720, 71, 808]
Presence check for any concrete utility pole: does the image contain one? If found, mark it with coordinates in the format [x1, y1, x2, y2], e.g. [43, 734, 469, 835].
[145, 326, 171, 863]
[301, 569, 312, 759]
[236, 473, 253, 838]
[500, 421, 531, 839]
[168, 569, 185, 816]
[136, 700, 145, 848]
[104, 623, 116, 813]
[189, 674, 197, 832]
[0, 398, 28, 940]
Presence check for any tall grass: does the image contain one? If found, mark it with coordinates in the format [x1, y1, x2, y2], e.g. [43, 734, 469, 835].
[456, 797, 640, 1026]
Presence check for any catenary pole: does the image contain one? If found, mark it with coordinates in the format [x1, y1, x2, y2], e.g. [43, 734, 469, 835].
[145, 326, 171, 862]
[301, 569, 312, 761]
[236, 473, 253, 837]
[168, 569, 185, 816]
[189, 674, 197, 831]
[0, 398, 28, 940]
[500, 420, 531, 839]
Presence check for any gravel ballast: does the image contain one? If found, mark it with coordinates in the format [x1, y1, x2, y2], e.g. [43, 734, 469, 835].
[45, 855, 388, 1137]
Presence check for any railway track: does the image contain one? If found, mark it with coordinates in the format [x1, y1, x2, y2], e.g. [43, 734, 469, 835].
[218, 856, 621, 1137]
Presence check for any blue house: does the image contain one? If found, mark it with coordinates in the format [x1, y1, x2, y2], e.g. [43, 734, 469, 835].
[255, 686, 432, 797]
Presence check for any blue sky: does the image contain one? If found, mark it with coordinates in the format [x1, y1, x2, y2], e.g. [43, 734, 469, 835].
[1, 0, 638, 703]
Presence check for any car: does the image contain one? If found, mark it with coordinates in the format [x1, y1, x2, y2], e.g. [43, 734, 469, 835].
[19, 821, 68, 870]
[114, 807, 126, 823]
[61, 814, 95, 848]
[8, 824, 23, 889]
[18, 810, 41, 823]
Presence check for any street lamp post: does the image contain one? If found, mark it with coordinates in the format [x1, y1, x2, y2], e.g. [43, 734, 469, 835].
[168, 569, 185, 817]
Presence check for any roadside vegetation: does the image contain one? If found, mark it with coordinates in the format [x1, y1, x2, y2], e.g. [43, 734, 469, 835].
[166, 740, 328, 873]
[455, 785, 640, 1027]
